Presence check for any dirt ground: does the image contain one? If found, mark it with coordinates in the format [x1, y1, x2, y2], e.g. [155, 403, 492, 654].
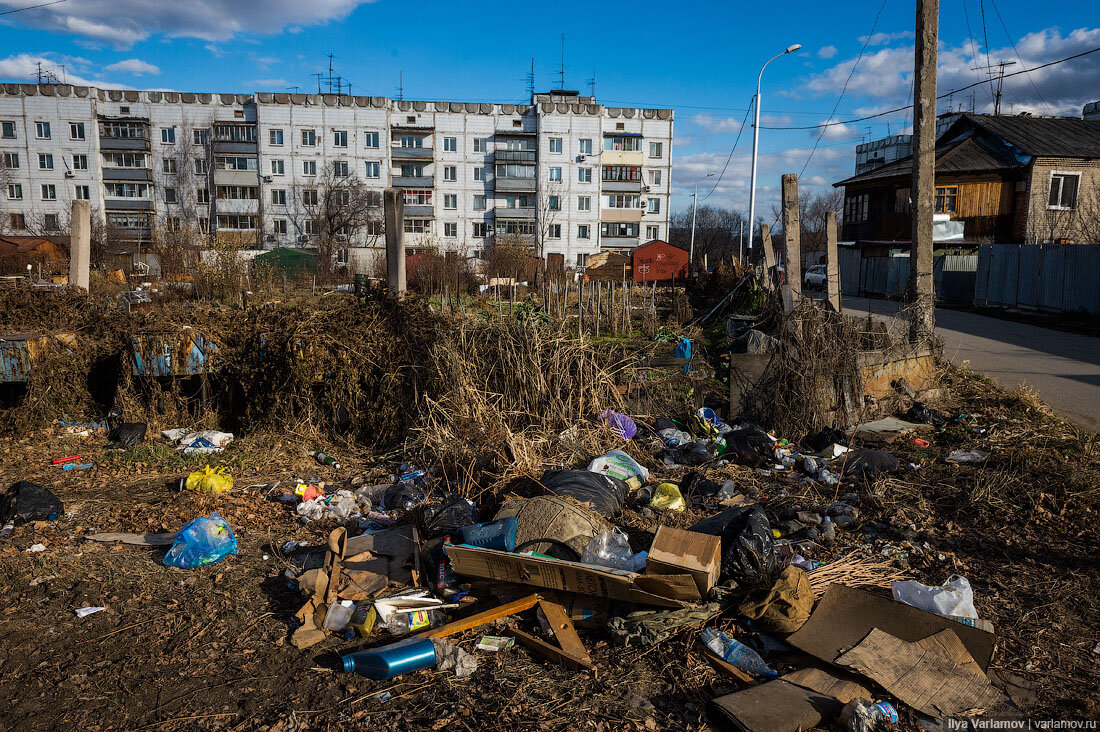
[1, 360, 1098, 730]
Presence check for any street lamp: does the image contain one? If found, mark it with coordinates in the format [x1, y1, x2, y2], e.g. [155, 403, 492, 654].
[689, 172, 715, 268]
[747, 43, 801, 253]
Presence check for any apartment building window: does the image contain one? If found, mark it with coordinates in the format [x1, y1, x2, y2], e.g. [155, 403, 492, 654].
[213, 124, 256, 142]
[193, 128, 209, 145]
[9, 213, 26, 230]
[400, 164, 424, 177]
[8, 184, 22, 200]
[109, 152, 146, 168]
[1048, 172, 1080, 210]
[602, 165, 640, 181]
[333, 130, 348, 148]
[647, 198, 661, 214]
[648, 142, 663, 158]
[161, 128, 175, 144]
[35, 121, 50, 139]
[578, 196, 591, 211]
[75, 185, 90, 201]
[548, 195, 560, 211]
[604, 136, 640, 152]
[216, 185, 259, 200]
[365, 131, 379, 148]
[69, 122, 85, 140]
[473, 167, 484, 181]
[578, 168, 592, 183]
[933, 186, 957, 213]
[270, 159, 284, 175]
[444, 222, 457, 237]
[496, 164, 535, 179]
[41, 184, 56, 201]
[444, 165, 457, 182]
[105, 183, 149, 198]
[607, 194, 640, 209]
[505, 195, 532, 208]
[1, 121, 15, 139]
[334, 160, 349, 177]
[107, 212, 150, 228]
[549, 137, 562, 153]
[102, 121, 146, 139]
[303, 160, 317, 176]
[404, 218, 431, 234]
[577, 224, 590, 239]
[39, 153, 53, 170]
[844, 193, 869, 223]
[404, 189, 432, 205]
[473, 137, 486, 153]
[303, 189, 319, 206]
[196, 187, 210, 204]
[364, 162, 380, 178]
[472, 222, 489, 237]
[301, 129, 316, 146]
[2, 152, 18, 169]
[273, 218, 288, 235]
[162, 158, 177, 174]
[548, 167, 562, 182]
[577, 253, 588, 267]
[72, 154, 88, 171]
[269, 128, 283, 145]
[443, 137, 457, 152]
[495, 220, 535, 236]
[217, 215, 257, 230]
[198, 217, 209, 234]
[195, 158, 208, 175]
[44, 214, 59, 231]
[647, 226, 659, 240]
[602, 222, 639, 238]
[616, 122, 625, 130]
[579, 138, 592, 155]
[649, 170, 662, 186]
[548, 224, 561, 239]
[166, 217, 182, 232]
[271, 189, 287, 205]
[214, 156, 258, 171]
[444, 194, 457, 209]
[303, 220, 317, 235]
[164, 187, 178, 204]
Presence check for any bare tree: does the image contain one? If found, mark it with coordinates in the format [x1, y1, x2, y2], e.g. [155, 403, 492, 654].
[297, 167, 383, 281]
[669, 205, 745, 264]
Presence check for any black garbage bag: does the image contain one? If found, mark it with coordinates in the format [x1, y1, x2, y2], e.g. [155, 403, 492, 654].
[420, 494, 479, 539]
[723, 436, 763, 467]
[106, 422, 147, 449]
[653, 417, 678, 432]
[540, 469, 628, 517]
[381, 482, 428, 513]
[803, 427, 848, 453]
[843, 449, 900, 476]
[665, 440, 720, 467]
[906, 402, 947, 427]
[680, 471, 724, 499]
[690, 506, 779, 589]
[0, 481, 64, 524]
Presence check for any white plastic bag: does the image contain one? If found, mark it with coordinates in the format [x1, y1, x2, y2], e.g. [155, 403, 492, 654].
[891, 574, 979, 619]
[586, 449, 650, 483]
[582, 528, 645, 571]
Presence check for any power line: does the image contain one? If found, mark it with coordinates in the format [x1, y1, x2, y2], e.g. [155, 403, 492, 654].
[960, 0, 990, 101]
[758, 46, 1100, 130]
[978, 0, 996, 103]
[800, 0, 889, 176]
[700, 96, 754, 201]
[988, 0, 1054, 113]
[0, 0, 68, 16]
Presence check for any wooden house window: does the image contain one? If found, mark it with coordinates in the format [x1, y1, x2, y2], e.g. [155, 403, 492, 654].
[844, 193, 869, 223]
[934, 186, 957, 213]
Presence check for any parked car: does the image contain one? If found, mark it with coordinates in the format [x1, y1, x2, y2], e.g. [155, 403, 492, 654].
[803, 264, 827, 288]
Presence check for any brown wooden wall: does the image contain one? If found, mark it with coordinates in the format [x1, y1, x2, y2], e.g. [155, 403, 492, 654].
[952, 179, 1013, 218]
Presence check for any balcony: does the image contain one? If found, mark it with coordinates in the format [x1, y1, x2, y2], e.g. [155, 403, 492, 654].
[99, 137, 149, 151]
[493, 150, 536, 163]
[494, 177, 537, 192]
[403, 204, 434, 217]
[102, 168, 153, 181]
[601, 237, 640, 249]
[392, 175, 434, 187]
[601, 150, 644, 166]
[494, 206, 535, 220]
[216, 198, 260, 213]
[602, 180, 642, 193]
[601, 208, 643, 223]
[213, 141, 258, 154]
[390, 146, 434, 160]
[495, 128, 536, 136]
[105, 198, 153, 211]
[214, 170, 261, 186]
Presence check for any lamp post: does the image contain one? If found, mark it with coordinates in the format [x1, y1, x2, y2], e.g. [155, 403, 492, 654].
[689, 172, 715, 269]
[747, 43, 801, 252]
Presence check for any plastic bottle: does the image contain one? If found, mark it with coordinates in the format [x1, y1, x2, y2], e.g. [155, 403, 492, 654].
[700, 628, 779, 678]
[385, 609, 444, 635]
[322, 599, 355, 631]
[341, 637, 438, 680]
[456, 517, 517, 552]
[311, 451, 342, 469]
[840, 699, 898, 732]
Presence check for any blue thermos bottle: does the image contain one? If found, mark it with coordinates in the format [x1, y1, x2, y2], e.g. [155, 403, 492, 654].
[341, 637, 437, 680]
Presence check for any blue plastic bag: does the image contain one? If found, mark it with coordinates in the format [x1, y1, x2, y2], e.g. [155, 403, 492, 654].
[163, 512, 239, 569]
[674, 338, 693, 372]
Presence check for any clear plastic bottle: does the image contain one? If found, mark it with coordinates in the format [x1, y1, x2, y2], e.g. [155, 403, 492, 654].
[700, 628, 779, 678]
[385, 609, 444, 635]
[841, 699, 898, 732]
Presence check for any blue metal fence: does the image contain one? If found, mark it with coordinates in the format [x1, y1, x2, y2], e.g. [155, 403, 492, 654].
[973, 244, 1100, 316]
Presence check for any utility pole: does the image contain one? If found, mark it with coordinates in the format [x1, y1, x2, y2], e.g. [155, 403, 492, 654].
[970, 61, 1015, 114]
[908, 0, 938, 342]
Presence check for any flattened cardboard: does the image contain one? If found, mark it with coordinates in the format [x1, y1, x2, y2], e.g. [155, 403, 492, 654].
[708, 679, 845, 732]
[836, 628, 1009, 718]
[445, 544, 689, 608]
[782, 667, 871, 704]
[85, 532, 176, 546]
[341, 526, 417, 585]
[645, 525, 721, 599]
[787, 584, 996, 671]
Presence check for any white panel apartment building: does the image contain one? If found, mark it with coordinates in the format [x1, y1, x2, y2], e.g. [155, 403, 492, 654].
[0, 83, 673, 268]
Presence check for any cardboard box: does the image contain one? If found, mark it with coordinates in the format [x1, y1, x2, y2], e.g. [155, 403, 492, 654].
[644, 525, 721, 600]
[445, 544, 693, 608]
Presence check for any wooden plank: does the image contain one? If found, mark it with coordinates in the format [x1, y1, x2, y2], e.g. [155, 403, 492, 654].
[513, 628, 595, 670]
[537, 598, 592, 666]
[423, 594, 541, 638]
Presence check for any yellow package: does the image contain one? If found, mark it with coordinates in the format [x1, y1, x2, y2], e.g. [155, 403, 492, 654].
[185, 465, 233, 494]
[649, 483, 686, 512]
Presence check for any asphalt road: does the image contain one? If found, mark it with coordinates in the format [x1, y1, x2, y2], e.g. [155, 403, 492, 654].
[841, 296, 1100, 432]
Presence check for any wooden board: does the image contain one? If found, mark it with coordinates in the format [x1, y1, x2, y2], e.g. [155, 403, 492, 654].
[514, 628, 594, 671]
[537, 598, 592, 667]
[423, 594, 541, 638]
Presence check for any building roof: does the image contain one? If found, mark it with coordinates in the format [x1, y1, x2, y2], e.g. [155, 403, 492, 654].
[835, 134, 1020, 186]
[634, 239, 688, 253]
[0, 236, 68, 257]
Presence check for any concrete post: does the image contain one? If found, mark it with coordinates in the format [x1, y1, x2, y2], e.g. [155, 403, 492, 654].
[383, 188, 406, 297]
[908, 0, 938, 342]
[69, 200, 90, 291]
[781, 173, 802, 307]
[760, 224, 776, 289]
[825, 210, 841, 311]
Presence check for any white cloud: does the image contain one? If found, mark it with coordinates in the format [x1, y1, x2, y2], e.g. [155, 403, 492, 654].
[0, 0, 375, 49]
[204, 43, 224, 57]
[817, 119, 858, 141]
[104, 58, 161, 75]
[818, 45, 838, 59]
[250, 78, 290, 88]
[859, 31, 914, 46]
[253, 55, 280, 69]
[0, 52, 130, 88]
[693, 114, 743, 134]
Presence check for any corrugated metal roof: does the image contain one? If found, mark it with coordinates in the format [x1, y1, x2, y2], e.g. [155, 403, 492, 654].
[962, 114, 1100, 157]
[835, 135, 1019, 186]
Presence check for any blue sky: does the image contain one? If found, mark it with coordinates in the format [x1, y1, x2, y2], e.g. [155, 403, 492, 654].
[2, 0, 1098, 219]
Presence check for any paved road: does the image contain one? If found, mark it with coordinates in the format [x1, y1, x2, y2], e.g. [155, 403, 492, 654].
[841, 296, 1100, 431]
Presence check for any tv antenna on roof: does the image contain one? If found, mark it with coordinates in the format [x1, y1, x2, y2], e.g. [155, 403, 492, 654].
[556, 33, 566, 90]
[524, 57, 535, 98]
[395, 72, 404, 101]
[586, 70, 596, 98]
[970, 60, 1016, 115]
